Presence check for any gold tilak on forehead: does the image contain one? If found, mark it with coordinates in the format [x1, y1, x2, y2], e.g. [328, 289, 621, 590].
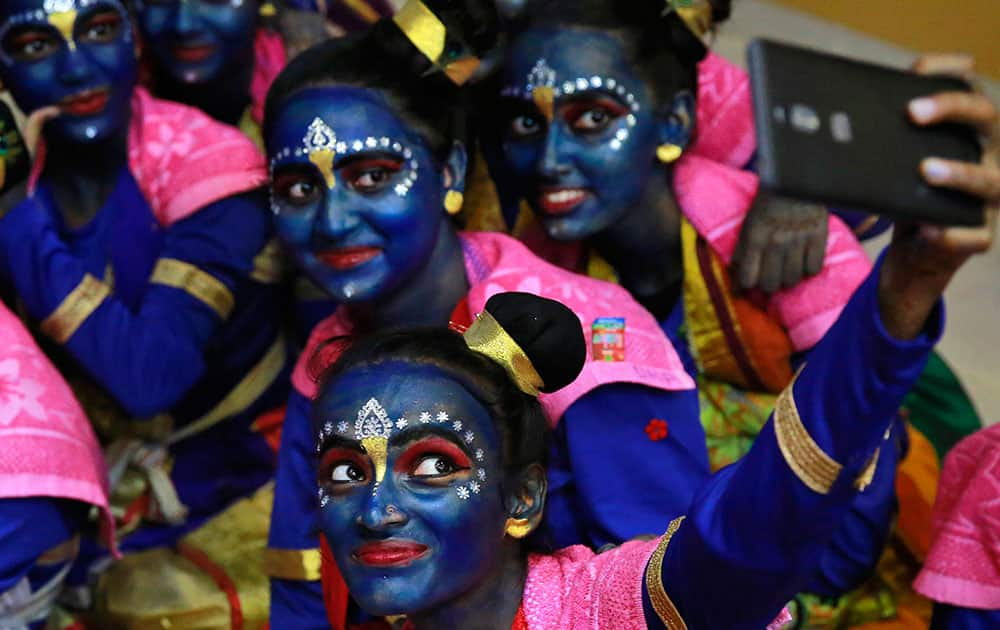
[361, 436, 389, 489]
[532, 86, 555, 123]
[309, 149, 336, 190]
[48, 10, 78, 50]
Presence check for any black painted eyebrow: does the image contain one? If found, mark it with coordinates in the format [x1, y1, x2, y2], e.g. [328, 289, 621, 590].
[317, 433, 363, 456]
[390, 425, 471, 454]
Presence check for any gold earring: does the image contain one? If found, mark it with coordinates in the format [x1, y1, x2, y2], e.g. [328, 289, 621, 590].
[656, 144, 683, 164]
[444, 190, 464, 215]
[504, 517, 532, 539]
[259, 2, 277, 17]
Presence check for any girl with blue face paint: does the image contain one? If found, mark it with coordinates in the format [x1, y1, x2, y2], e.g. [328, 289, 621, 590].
[257, 3, 734, 626]
[492, 3, 1000, 626]
[307, 219, 983, 628]
[0, 0, 290, 625]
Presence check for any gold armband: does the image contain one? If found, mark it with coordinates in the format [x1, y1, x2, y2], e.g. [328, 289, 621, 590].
[150, 258, 234, 320]
[41, 274, 111, 343]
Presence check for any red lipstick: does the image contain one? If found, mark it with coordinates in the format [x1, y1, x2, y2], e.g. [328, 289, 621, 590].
[354, 541, 429, 567]
[318, 247, 381, 271]
[538, 187, 590, 215]
[59, 88, 109, 117]
[171, 43, 216, 63]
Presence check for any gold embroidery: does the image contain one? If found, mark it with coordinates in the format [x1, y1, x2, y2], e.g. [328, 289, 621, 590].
[855, 448, 880, 491]
[263, 548, 323, 581]
[103, 262, 115, 292]
[41, 274, 111, 343]
[167, 336, 287, 445]
[250, 239, 285, 284]
[464, 311, 545, 396]
[645, 516, 688, 630]
[150, 258, 235, 320]
[774, 377, 842, 494]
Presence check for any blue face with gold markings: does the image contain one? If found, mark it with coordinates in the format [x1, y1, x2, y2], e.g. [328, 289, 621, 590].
[0, 0, 136, 144]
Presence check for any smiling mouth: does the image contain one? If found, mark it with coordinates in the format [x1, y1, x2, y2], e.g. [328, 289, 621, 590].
[317, 247, 382, 271]
[353, 541, 430, 567]
[170, 43, 217, 63]
[59, 88, 110, 117]
[538, 187, 591, 215]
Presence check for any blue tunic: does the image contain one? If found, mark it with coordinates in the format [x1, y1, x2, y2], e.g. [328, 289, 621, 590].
[0, 168, 290, 554]
[931, 604, 1000, 629]
[643, 257, 940, 628]
[0, 498, 84, 629]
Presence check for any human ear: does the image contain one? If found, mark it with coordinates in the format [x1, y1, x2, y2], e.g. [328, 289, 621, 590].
[503, 463, 546, 539]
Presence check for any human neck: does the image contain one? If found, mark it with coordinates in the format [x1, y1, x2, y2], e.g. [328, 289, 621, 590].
[347, 224, 471, 330]
[42, 121, 130, 230]
[590, 168, 684, 318]
[153, 55, 254, 125]
[409, 541, 527, 630]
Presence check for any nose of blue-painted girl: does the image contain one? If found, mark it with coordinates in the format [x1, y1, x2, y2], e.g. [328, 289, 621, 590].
[357, 487, 409, 531]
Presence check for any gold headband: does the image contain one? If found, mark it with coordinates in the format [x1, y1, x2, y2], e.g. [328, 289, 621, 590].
[392, 0, 481, 86]
[463, 311, 545, 397]
[666, 0, 715, 40]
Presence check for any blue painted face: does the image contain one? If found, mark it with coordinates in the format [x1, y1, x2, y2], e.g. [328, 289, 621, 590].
[315, 363, 508, 616]
[499, 27, 687, 241]
[267, 87, 454, 303]
[134, 0, 257, 85]
[0, 0, 136, 144]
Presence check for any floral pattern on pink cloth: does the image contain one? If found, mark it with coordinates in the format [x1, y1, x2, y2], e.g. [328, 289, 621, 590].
[250, 29, 288, 125]
[292, 232, 694, 425]
[689, 52, 756, 168]
[29, 88, 268, 227]
[523, 539, 792, 629]
[0, 304, 116, 552]
[914, 424, 1000, 609]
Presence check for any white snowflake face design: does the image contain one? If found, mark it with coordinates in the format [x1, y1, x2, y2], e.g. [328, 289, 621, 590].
[500, 60, 640, 152]
[317, 402, 488, 506]
[269, 117, 420, 204]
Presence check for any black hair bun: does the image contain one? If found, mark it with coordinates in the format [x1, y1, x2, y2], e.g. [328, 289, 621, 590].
[483, 292, 586, 393]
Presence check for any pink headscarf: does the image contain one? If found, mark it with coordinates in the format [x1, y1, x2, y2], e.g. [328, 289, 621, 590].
[30, 88, 268, 227]
[293, 232, 694, 423]
[914, 424, 1000, 609]
[0, 303, 116, 552]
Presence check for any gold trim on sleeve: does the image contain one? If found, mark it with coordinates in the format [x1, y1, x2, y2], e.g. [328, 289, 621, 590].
[854, 448, 880, 491]
[774, 379, 842, 494]
[38, 535, 80, 566]
[645, 516, 688, 630]
[250, 239, 285, 284]
[150, 258, 235, 320]
[40, 274, 111, 344]
[262, 548, 322, 581]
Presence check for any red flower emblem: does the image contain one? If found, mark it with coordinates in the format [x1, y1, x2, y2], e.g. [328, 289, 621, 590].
[645, 419, 669, 442]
